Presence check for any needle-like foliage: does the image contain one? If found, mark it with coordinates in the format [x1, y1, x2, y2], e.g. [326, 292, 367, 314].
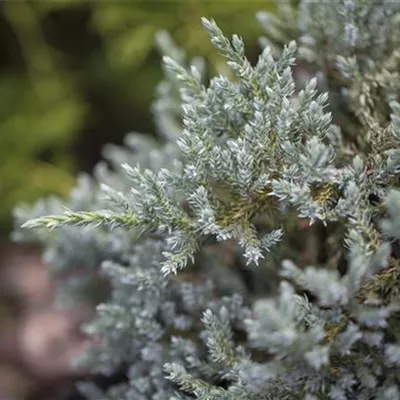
[14, 1, 400, 398]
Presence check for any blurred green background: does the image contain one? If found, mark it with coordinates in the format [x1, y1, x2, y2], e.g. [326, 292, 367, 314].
[0, 0, 275, 234]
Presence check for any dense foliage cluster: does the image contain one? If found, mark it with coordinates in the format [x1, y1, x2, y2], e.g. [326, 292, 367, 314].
[14, 1, 400, 398]
[0, 0, 265, 232]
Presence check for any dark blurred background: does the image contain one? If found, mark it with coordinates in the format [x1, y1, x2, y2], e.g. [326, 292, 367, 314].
[0, 1, 275, 399]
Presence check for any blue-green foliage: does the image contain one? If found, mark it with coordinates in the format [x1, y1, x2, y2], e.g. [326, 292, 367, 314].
[13, 0, 400, 398]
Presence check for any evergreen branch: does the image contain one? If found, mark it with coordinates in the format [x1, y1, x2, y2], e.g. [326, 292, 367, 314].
[21, 210, 138, 230]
